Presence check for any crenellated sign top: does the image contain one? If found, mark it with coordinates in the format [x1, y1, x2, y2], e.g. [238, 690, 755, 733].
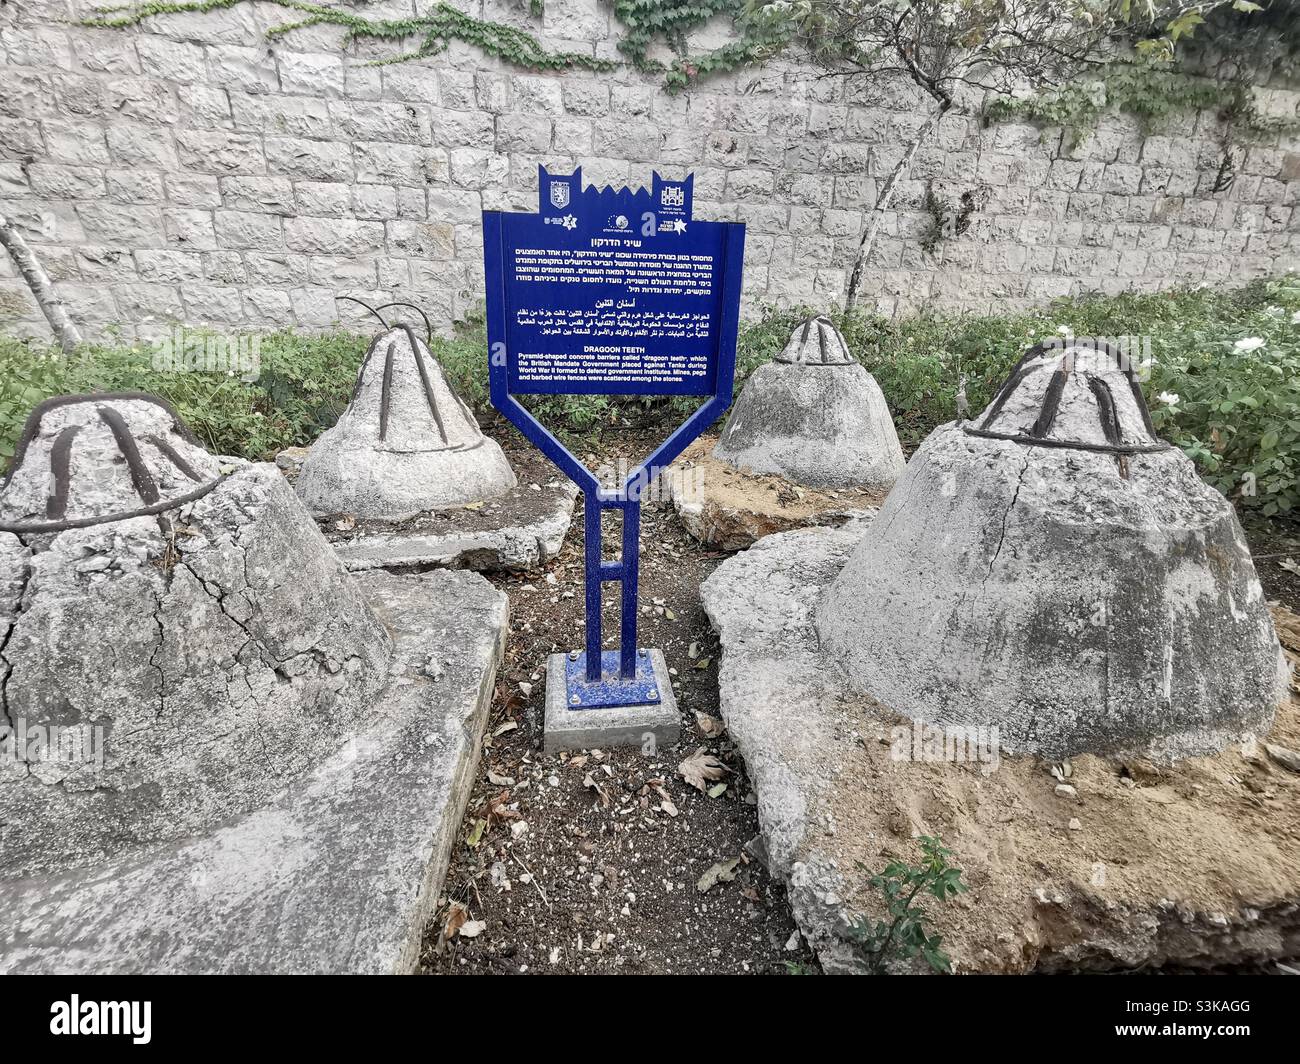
[538, 166, 694, 233]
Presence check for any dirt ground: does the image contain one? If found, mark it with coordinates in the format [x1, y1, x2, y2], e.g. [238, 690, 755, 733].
[667, 435, 887, 550]
[418, 422, 1299, 976]
[419, 425, 815, 974]
[788, 623, 1300, 974]
[1243, 514, 1300, 613]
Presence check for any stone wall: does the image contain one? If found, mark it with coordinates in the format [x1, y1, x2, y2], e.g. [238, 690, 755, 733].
[1, 0, 1297, 343]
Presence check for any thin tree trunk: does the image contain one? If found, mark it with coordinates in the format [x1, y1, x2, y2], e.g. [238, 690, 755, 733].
[0, 212, 83, 353]
[843, 101, 950, 317]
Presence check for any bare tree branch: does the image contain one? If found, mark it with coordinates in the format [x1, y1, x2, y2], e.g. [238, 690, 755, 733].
[0, 213, 83, 354]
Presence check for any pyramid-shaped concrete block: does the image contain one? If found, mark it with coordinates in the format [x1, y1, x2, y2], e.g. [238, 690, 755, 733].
[0, 393, 394, 876]
[815, 341, 1288, 761]
[712, 316, 905, 490]
[296, 325, 516, 520]
[0, 390, 225, 531]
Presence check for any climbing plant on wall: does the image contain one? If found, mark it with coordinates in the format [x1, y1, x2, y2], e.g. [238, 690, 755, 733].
[84, 0, 617, 73]
[610, 0, 795, 90]
[85, 0, 796, 90]
[983, 59, 1299, 195]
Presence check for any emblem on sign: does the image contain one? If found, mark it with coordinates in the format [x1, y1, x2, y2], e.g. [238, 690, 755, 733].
[549, 181, 570, 209]
[661, 186, 684, 208]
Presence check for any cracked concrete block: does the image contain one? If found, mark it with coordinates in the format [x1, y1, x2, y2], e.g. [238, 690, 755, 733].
[0, 394, 512, 973]
[816, 342, 1288, 760]
[295, 325, 516, 521]
[0, 394, 392, 877]
[702, 519, 1300, 974]
[713, 317, 905, 490]
[1, 567, 509, 973]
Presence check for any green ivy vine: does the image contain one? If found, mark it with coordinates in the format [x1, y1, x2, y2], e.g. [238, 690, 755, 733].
[609, 0, 791, 91]
[983, 61, 1294, 149]
[83, 0, 616, 73]
[84, 0, 794, 91]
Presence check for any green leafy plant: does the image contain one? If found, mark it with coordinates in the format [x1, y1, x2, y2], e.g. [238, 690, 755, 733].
[613, 0, 743, 71]
[84, 0, 615, 73]
[984, 61, 1296, 151]
[918, 182, 987, 255]
[847, 835, 967, 974]
[4, 278, 1298, 517]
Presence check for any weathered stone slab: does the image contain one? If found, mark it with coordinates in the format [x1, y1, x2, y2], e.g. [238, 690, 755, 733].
[702, 520, 1300, 973]
[326, 472, 578, 574]
[0, 568, 507, 974]
[284, 442, 577, 573]
[543, 649, 680, 754]
[667, 435, 881, 550]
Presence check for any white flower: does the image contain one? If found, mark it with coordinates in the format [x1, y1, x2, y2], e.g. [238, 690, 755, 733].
[1056, 325, 1073, 335]
[1291, 310, 1300, 324]
[1157, 392, 1180, 406]
[1234, 336, 1265, 352]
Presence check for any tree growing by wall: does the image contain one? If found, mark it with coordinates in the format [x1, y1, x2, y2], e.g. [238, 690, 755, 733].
[740, 0, 1265, 313]
[0, 215, 83, 354]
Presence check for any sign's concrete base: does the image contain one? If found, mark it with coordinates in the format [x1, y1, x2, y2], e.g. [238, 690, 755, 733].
[0, 569, 507, 974]
[666, 437, 883, 550]
[280, 446, 577, 573]
[544, 649, 680, 754]
[701, 519, 1300, 973]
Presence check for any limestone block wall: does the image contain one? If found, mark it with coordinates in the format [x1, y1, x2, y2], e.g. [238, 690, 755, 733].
[0, 0, 1297, 342]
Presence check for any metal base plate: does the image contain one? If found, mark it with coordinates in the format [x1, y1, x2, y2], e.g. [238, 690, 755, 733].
[564, 649, 662, 710]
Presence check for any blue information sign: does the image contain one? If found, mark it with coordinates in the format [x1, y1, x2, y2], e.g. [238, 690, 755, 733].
[484, 168, 745, 708]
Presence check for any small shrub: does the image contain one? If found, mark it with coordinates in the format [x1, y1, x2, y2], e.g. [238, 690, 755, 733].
[847, 835, 967, 974]
[837, 277, 1300, 517]
[0, 329, 369, 464]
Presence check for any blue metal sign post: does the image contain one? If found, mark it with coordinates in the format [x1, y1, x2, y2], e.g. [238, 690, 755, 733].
[484, 167, 745, 710]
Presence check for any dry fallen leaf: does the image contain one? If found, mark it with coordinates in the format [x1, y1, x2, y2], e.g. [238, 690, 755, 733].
[1266, 742, 1300, 773]
[584, 772, 612, 808]
[465, 818, 487, 847]
[652, 783, 679, 817]
[459, 920, 487, 938]
[694, 711, 725, 738]
[697, 856, 741, 892]
[442, 901, 468, 939]
[679, 746, 729, 792]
